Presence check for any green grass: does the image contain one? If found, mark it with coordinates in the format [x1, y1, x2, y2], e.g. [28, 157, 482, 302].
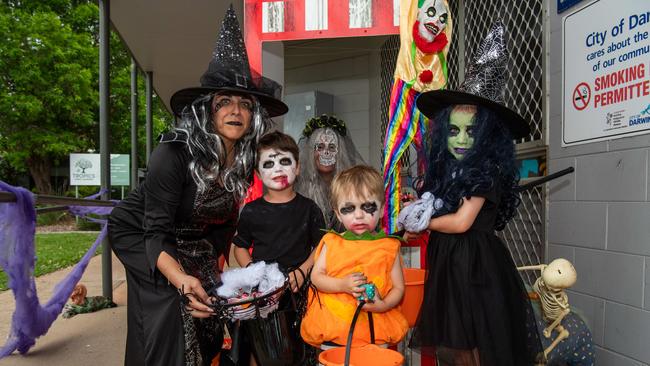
[0, 232, 101, 291]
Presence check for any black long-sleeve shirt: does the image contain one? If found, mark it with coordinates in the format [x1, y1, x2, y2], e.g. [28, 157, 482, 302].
[109, 138, 238, 273]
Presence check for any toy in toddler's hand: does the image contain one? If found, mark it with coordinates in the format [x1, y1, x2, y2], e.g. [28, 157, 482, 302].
[357, 283, 376, 302]
[397, 192, 444, 232]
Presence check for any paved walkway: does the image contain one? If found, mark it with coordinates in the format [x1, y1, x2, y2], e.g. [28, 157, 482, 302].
[0, 253, 128, 366]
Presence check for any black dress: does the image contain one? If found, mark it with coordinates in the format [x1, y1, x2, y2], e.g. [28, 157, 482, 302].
[108, 136, 238, 366]
[410, 189, 541, 366]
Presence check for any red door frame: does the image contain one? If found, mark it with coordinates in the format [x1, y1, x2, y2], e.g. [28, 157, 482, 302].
[244, 0, 398, 73]
[243, 4, 436, 365]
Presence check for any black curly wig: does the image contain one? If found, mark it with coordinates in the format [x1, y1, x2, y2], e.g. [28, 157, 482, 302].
[419, 105, 521, 231]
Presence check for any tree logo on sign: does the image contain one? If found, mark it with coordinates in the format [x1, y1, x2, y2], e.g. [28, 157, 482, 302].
[75, 159, 93, 173]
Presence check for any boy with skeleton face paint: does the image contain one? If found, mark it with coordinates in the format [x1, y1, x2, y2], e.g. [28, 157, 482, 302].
[233, 131, 325, 289]
[232, 131, 326, 365]
[300, 166, 408, 349]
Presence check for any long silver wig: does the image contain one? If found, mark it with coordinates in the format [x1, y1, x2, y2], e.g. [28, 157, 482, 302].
[294, 127, 365, 227]
[175, 92, 272, 199]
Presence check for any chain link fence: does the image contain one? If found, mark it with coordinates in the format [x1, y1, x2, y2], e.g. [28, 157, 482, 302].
[380, 0, 546, 285]
[498, 186, 544, 285]
[462, 0, 545, 143]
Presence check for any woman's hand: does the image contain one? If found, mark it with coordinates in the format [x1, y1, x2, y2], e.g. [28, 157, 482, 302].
[177, 274, 215, 318]
[157, 252, 215, 318]
[341, 272, 367, 298]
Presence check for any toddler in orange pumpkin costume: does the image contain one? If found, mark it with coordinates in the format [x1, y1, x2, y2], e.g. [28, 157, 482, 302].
[300, 165, 408, 349]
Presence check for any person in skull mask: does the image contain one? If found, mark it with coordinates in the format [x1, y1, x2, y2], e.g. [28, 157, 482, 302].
[294, 115, 365, 232]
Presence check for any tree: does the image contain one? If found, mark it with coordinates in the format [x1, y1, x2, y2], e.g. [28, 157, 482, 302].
[74, 158, 92, 173]
[0, 0, 170, 194]
[0, 1, 98, 193]
[108, 31, 172, 171]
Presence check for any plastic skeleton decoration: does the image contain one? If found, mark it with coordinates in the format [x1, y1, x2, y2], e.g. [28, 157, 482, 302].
[313, 128, 338, 167]
[518, 258, 578, 359]
[382, 0, 452, 233]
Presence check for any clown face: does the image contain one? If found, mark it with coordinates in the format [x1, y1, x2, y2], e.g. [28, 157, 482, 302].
[257, 148, 298, 191]
[417, 0, 449, 42]
[335, 193, 383, 235]
[447, 105, 477, 160]
[313, 128, 339, 169]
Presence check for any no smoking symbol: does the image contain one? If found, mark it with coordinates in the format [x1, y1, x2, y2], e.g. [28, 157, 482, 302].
[572, 82, 591, 111]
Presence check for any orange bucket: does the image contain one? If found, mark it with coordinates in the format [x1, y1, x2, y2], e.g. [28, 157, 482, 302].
[319, 344, 404, 366]
[400, 268, 426, 327]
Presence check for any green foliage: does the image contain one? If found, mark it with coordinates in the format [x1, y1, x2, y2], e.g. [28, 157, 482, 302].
[76, 217, 102, 231]
[35, 211, 70, 226]
[0, 231, 101, 291]
[0, 0, 171, 192]
[0, 153, 20, 184]
[0, 1, 98, 173]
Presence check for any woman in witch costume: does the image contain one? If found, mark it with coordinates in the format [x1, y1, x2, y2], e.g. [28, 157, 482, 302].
[294, 115, 365, 232]
[107, 7, 287, 366]
[403, 22, 542, 365]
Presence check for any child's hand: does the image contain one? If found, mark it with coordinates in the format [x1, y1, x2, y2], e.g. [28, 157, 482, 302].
[341, 272, 367, 298]
[403, 230, 426, 242]
[361, 294, 388, 313]
[288, 268, 306, 292]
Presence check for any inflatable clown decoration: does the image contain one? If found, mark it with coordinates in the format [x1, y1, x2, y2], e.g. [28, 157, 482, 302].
[383, 0, 452, 233]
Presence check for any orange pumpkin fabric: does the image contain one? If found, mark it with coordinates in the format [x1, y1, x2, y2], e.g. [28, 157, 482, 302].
[300, 232, 409, 347]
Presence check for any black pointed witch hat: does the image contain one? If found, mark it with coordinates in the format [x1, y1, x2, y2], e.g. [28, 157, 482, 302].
[170, 5, 288, 117]
[416, 21, 530, 139]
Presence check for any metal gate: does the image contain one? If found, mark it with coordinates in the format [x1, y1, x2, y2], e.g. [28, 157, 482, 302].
[380, 0, 546, 285]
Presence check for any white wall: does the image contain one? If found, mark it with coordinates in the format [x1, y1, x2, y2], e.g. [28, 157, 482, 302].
[284, 47, 385, 169]
[548, 1, 650, 364]
[263, 41, 285, 130]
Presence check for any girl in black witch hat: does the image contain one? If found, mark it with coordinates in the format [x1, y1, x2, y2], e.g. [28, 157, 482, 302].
[108, 6, 287, 366]
[401, 22, 542, 366]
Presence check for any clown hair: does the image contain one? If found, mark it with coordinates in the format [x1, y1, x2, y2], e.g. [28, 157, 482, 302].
[294, 127, 365, 225]
[175, 92, 272, 199]
[420, 105, 520, 231]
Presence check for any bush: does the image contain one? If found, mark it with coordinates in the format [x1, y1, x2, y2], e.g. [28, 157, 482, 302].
[36, 211, 70, 226]
[76, 217, 102, 231]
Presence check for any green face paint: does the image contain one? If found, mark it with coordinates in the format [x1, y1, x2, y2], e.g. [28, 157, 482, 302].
[447, 107, 476, 160]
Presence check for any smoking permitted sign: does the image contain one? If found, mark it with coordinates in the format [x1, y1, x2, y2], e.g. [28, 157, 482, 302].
[572, 82, 591, 110]
[562, 0, 650, 146]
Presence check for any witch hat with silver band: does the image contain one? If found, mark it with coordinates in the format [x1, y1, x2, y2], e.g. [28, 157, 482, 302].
[170, 5, 288, 117]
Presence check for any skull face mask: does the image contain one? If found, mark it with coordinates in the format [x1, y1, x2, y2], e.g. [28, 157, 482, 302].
[313, 128, 339, 167]
[257, 149, 298, 191]
[417, 0, 449, 42]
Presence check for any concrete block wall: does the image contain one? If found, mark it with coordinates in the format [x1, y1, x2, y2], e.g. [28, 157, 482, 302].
[548, 1, 650, 364]
[284, 54, 374, 166]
